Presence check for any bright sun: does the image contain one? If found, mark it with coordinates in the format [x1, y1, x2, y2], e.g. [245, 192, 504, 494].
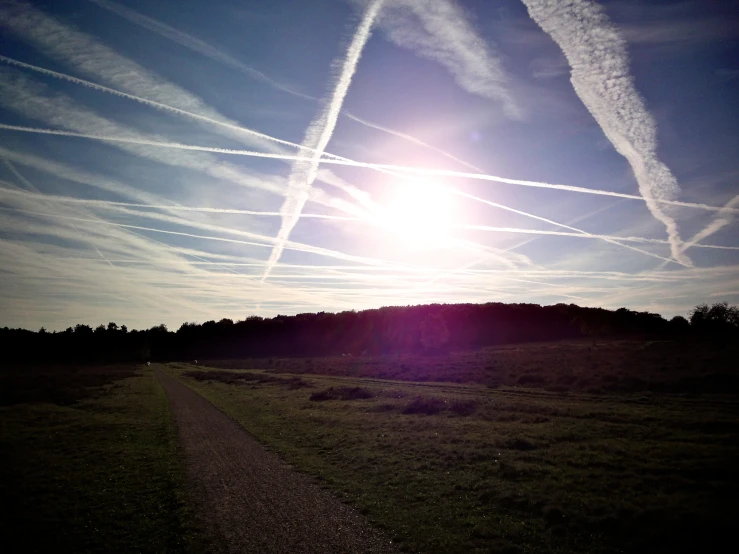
[377, 180, 456, 249]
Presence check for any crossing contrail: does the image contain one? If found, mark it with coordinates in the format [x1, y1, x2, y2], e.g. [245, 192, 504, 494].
[465, 225, 739, 251]
[261, 0, 386, 281]
[0, 206, 391, 267]
[0, 54, 313, 157]
[2, 123, 733, 216]
[0, 0, 281, 153]
[521, 0, 689, 265]
[0, 186, 360, 220]
[681, 194, 739, 255]
[455, 191, 683, 266]
[86, 0, 488, 173]
[375, 0, 521, 118]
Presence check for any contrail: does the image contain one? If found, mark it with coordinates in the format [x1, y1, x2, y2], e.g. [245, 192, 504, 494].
[375, 0, 521, 119]
[0, 54, 394, 208]
[3, 123, 732, 215]
[0, 50, 723, 269]
[262, 0, 385, 281]
[454, 190, 685, 266]
[521, 0, 689, 265]
[0, 0, 280, 153]
[85, 0, 314, 101]
[342, 111, 484, 172]
[0, 73, 366, 216]
[0, 158, 139, 273]
[0, 206, 391, 267]
[0, 54, 456, 215]
[465, 225, 739, 251]
[681, 194, 739, 254]
[655, 193, 739, 270]
[87, 0, 487, 174]
[0, 186, 360, 220]
[0, 54, 311, 156]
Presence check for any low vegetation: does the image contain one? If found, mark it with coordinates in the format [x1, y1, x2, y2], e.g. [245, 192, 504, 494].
[167, 360, 739, 554]
[0, 364, 200, 553]
[184, 368, 311, 389]
[310, 386, 374, 401]
[208, 338, 739, 394]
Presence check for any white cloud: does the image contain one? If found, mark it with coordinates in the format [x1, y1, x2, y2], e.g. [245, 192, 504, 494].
[0, 0, 280, 153]
[521, 0, 689, 265]
[370, 0, 522, 119]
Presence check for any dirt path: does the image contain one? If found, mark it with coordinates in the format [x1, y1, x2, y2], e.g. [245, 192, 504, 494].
[155, 369, 399, 554]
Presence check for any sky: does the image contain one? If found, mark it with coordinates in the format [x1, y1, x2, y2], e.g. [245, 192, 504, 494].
[0, 0, 738, 331]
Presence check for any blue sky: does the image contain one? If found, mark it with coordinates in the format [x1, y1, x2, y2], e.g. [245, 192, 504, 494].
[0, 0, 737, 331]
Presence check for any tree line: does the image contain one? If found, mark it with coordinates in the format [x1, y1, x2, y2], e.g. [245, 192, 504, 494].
[1, 301, 736, 364]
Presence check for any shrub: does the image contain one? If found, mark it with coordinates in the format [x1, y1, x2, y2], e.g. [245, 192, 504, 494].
[309, 389, 334, 401]
[402, 396, 446, 415]
[309, 386, 374, 401]
[449, 398, 478, 416]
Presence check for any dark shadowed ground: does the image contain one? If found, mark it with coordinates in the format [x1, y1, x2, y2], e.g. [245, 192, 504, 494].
[0, 364, 197, 553]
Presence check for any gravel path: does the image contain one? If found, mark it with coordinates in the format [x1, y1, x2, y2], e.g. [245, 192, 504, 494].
[155, 369, 399, 554]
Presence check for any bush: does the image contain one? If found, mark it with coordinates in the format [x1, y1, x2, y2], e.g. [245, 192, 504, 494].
[184, 370, 309, 389]
[309, 389, 334, 401]
[449, 398, 478, 416]
[402, 396, 446, 415]
[309, 386, 373, 401]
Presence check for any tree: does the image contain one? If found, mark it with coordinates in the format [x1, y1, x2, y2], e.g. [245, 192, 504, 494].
[669, 315, 690, 333]
[689, 302, 739, 345]
[420, 314, 449, 352]
[690, 302, 739, 329]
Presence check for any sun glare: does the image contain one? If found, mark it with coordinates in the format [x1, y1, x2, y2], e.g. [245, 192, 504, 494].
[378, 181, 456, 249]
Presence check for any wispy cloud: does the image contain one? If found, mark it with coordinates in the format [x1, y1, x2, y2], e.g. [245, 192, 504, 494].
[0, 59, 374, 217]
[654, 193, 739, 270]
[261, 0, 385, 281]
[0, 54, 308, 154]
[5, 122, 733, 217]
[682, 194, 739, 253]
[86, 0, 314, 101]
[521, 0, 689, 265]
[0, 0, 280, 153]
[0, 186, 360, 221]
[455, 190, 685, 266]
[0, 68, 289, 212]
[1, 120, 695, 267]
[342, 111, 484, 172]
[87, 0, 487, 173]
[372, 0, 521, 118]
[465, 224, 739, 252]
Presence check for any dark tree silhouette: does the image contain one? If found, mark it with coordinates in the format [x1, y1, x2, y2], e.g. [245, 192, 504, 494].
[2, 301, 735, 364]
[420, 313, 450, 352]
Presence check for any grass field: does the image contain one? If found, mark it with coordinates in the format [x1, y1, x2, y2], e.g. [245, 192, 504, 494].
[205, 339, 739, 394]
[167, 353, 739, 554]
[0, 364, 200, 553]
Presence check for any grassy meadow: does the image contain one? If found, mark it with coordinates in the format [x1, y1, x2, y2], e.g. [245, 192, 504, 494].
[1, 339, 736, 554]
[167, 341, 739, 554]
[206, 339, 739, 394]
[0, 364, 200, 553]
